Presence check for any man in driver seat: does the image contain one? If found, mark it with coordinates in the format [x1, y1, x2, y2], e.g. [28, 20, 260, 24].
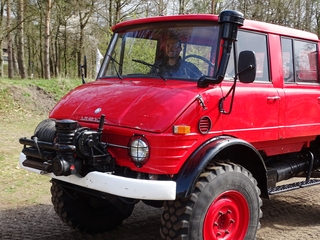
[150, 36, 203, 79]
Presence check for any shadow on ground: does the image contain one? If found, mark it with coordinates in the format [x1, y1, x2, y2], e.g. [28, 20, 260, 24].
[2, 185, 320, 240]
[0, 202, 162, 240]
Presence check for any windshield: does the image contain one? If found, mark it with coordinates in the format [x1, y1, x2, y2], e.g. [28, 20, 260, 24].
[99, 23, 219, 81]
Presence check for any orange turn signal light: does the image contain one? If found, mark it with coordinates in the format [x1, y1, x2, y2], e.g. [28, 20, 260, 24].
[173, 125, 191, 134]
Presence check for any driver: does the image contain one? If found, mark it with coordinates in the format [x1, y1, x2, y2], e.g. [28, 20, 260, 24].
[150, 36, 203, 79]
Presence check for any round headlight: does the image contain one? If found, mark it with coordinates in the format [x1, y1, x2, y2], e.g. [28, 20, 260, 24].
[130, 137, 149, 166]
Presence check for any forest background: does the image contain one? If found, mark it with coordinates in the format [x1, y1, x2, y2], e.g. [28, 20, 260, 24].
[0, 0, 320, 80]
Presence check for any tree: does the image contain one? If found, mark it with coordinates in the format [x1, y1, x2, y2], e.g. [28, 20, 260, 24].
[44, 0, 53, 79]
[0, 0, 5, 77]
[16, 0, 27, 78]
[2, 0, 320, 80]
[73, 0, 96, 77]
[7, 0, 13, 78]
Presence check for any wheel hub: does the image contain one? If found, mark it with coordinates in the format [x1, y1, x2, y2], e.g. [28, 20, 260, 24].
[214, 210, 234, 237]
[203, 190, 249, 240]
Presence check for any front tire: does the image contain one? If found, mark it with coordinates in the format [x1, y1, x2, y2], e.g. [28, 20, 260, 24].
[160, 161, 262, 240]
[51, 179, 135, 233]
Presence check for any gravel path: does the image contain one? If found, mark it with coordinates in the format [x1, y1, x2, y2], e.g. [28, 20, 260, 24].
[1, 179, 320, 239]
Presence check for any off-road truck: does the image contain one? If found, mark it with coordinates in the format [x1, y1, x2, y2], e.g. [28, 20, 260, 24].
[19, 10, 320, 239]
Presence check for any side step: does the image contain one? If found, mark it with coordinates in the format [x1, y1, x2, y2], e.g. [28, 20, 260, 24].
[268, 179, 320, 195]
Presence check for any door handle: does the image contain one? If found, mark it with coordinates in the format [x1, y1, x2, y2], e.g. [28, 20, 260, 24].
[267, 96, 280, 100]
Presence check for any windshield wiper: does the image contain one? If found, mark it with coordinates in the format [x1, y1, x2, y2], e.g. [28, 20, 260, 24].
[132, 59, 166, 80]
[108, 55, 123, 79]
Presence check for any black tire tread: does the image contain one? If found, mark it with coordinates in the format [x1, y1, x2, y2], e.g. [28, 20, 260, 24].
[51, 179, 134, 233]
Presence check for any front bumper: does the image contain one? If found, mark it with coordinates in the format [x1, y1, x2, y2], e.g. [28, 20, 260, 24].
[19, 153, 176, 200]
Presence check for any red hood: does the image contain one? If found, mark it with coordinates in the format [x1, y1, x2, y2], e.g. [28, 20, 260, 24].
[49, 79, 204, 132]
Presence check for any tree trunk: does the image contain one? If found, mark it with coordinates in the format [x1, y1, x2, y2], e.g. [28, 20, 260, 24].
[7, 0, 13, 78]
[211, 0, 215, 14]
[63, 21, 67, 77]
[0, 46, 1, 78]
[44, 0, 51, 79]
[17, 0, 27, 79]
[0, 0, 4, 77]
[179, 0, 185, 14]
[12, 44, 18, 75]
[0, 40, 2, 77]
[77, 12, 84, 77]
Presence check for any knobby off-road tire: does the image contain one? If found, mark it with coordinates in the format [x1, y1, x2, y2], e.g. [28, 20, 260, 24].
[160, 161, 262, 240]
[51, 179, 135, 233]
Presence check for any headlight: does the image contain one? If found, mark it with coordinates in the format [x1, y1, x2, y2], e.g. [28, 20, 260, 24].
[130, 136, 149, 167]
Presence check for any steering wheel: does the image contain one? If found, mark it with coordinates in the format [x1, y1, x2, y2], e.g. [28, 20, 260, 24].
[184, 54, 215, 68]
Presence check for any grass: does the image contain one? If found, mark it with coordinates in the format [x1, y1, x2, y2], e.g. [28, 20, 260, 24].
[0, 77, 83, 102]
[0, 116, 51, 208]
[0, 77, 84, 209]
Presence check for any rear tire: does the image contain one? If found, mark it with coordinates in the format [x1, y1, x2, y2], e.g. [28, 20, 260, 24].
[160, 161, 262, 240]
[51, 179, 135, 233]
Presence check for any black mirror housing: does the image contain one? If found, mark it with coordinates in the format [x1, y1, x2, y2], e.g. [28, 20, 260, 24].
[80, 55, 87, 84]
[238, 50, 256, 83]
[82, 55, 87, 78]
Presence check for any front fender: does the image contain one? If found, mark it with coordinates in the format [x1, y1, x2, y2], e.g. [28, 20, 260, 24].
[174, 136, 268, 199]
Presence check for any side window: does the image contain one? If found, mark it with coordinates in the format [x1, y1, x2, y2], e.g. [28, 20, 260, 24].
[226, 31, 269, 82]
[281, 38, 294, 82]
[295, 40, 318, 83]
[281, 37, 318, 84]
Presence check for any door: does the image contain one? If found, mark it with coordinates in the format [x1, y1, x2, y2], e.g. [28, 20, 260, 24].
[281, 38, 320, 139]
[221, 31, 280, 144]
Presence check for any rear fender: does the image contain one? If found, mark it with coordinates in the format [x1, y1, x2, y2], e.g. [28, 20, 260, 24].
[174, 136, 268, 199]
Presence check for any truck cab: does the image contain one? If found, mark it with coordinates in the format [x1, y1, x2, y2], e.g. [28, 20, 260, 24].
[19, 10, 320, 239]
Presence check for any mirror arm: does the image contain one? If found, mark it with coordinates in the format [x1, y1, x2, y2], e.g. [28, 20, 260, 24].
[219, 60, 255, 115]
[219, 77, 237, 115]
[237, 64, 255, 77]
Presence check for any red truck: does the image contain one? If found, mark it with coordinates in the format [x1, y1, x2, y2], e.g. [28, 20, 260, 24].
[19, 10, 320, 239]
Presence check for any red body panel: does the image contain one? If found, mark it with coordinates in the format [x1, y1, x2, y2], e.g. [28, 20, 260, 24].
[49, 78, 224, 174]
[50, 79, 206, 133]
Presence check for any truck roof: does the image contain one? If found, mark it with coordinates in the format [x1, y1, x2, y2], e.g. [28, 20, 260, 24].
[112, 14, 319, 42]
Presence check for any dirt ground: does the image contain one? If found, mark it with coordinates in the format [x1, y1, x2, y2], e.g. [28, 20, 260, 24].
[1, 179, 320, 239]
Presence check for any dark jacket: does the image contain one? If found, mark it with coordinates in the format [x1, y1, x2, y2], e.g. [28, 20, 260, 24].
[150, 57, 202, 79]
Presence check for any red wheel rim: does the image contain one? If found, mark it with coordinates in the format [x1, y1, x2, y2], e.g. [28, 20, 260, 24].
[203, 190, 249, 240]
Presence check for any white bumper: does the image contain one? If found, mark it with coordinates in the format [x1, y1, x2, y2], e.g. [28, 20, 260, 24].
[19, 153, 176, 200]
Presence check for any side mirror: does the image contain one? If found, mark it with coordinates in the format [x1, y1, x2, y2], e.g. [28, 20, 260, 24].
[82, 55, 87, 78]
[238, 50, 256, 83]
[80, 55, 87, 84]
